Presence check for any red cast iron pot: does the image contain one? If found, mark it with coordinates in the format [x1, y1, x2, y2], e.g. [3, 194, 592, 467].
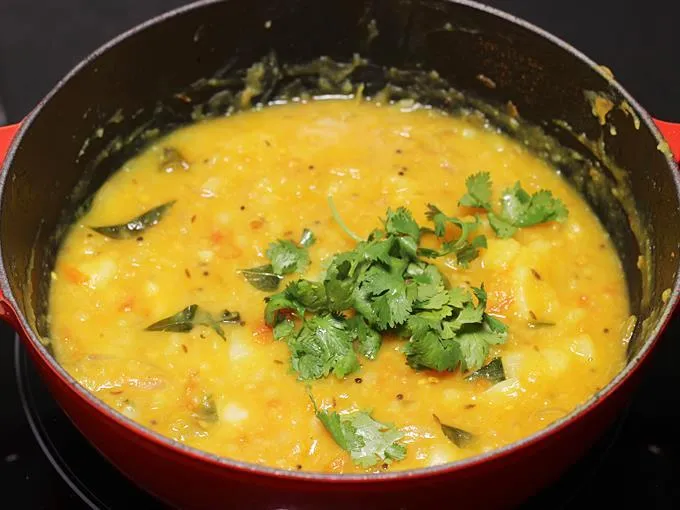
[1, 1, 680, 508]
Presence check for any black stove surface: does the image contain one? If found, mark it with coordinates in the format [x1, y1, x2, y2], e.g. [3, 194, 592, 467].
[1, 1, 679, 509]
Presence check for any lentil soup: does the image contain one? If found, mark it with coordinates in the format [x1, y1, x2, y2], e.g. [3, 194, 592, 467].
[49, 99, 629, 473]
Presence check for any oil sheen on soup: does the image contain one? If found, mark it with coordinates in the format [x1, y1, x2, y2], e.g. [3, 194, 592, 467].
[49, 100, 630, 473]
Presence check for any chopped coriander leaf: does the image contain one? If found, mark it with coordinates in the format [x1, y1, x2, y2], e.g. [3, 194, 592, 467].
[285, 280, 327, 312]
[239, 264, 283, 291]
[347, 315, 382, 359]
[467, 285, 491, 309]
[324, 253, 360, 312]
[424, 205, 480, 241]
[414, 282, 450, 311]
[458, 172, 492, 210]
[457, 173, 568, 239]
[407, 306, 455, 338]
[328, 195, 363, 242]
[424, 205, 445, 238]
[355, 237, 393, 265]
[488, 212, 517, 239]
[359, 262, 413, 328]
[260, 201, 511, 379]
[448, 298, 485, 331]
[266, 239, 310, 275]
[396, 235, 419, 260]
[351, 281, 380, 326]
[312, 396, 406, 468]
[288, 314, 359, 380]
[272, 319, 295, 341]
[242, 229, 315, 290]
[419, 205, 487, 267]
[408, 264, 450, 312]
[455, 234, 488, 267]
[465, 357, 506, 384]
[433, 414, 475, 448]
[446, 287, 470, 308]
[384, 207, 421, 242]
[408, 262, 443, 285]
[404, 285, 506, 372]
[456, 314, 507, 371]
[405, 329, 463, 371]
[499, 183, 568, 228]
[264, 293, 305, 327]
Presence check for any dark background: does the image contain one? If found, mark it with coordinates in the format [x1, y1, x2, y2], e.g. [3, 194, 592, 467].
[1, 0, 680, 122]
[0, 1, 679, 508]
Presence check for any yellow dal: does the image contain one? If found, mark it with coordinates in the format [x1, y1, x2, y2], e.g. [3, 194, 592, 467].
[49, 100, 629, 473]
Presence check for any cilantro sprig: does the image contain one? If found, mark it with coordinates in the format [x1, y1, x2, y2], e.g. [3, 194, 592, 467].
[264, 203, 507, 380]
[241, 229, 316, 291]
[289, 314, 360, 380]
[267, 228, 315, 275]
[404, 284, 507, 372]
[459, 172, 568, 239]
[417, 204, 487, 267]
[311, 395, 406, 468]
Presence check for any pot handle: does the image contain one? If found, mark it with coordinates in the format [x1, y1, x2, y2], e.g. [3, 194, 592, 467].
[0, 123, 21, 326]
[0, 123, 20, 163]
[654, 118, 680, 162]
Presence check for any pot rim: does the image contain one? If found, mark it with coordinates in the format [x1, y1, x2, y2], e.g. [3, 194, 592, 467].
[1, 0, 679, 485]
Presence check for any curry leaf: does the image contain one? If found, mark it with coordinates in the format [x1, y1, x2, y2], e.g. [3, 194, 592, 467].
[146, 304, 197, 333]
[464, 357, 506, 384]
[220, 310, 242, 324]
[299, 228, 316, 248]
[433, 414, 475, 448]
[240, 264, 284, 291]
[145, 304, 240, 341]
[528, 320, 557, 329]
[159, 147, 190, 173]
[91, 201, 175, 239]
